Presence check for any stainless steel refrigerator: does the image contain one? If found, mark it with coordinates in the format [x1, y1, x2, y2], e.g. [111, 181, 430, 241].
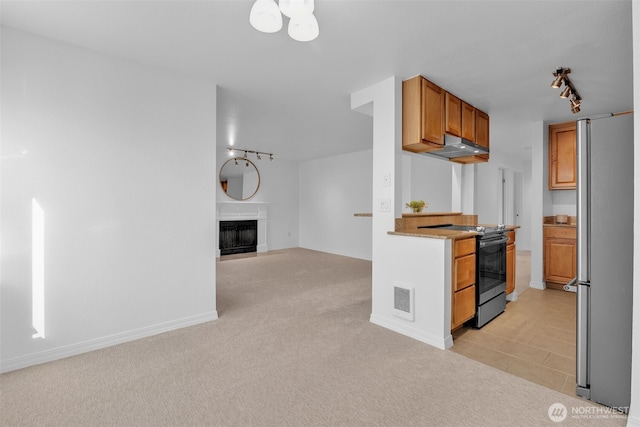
[576, 113, 633, 410]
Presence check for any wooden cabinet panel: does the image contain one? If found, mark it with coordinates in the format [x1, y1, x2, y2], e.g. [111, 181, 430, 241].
[402, 76, 444, 152]
[445, 92, 462, 137]
[461, 101, 476, 141]
[453, 285, 476, 327]
[421, 78, 445, 146]
[545, 227, 576, 240]
[454, 253, 476, 291]
[506, 243, 516, 295]
[544, 238, 576, 284]
[549, 121, 577, 190]
[475, 109, 490, 149]
[452, 237, 476, 329]
[455, 238, 476, 257]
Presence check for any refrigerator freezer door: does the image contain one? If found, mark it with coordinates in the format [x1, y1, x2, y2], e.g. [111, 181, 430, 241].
[586, 113, 633, 409]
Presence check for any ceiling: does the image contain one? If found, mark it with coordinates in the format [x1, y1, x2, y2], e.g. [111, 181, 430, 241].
[1, 0, 633, 162]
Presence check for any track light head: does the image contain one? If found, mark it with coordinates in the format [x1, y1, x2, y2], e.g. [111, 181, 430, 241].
[551, 67, 570, 88]
[559, 85, 572, 99]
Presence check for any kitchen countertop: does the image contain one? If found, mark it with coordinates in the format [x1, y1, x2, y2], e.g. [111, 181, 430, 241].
[389, 224, 519, 240]
[388, 228, 479, 240]
[543, 223, 576, 228]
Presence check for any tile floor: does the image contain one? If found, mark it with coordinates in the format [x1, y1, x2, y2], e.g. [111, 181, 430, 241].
[451, 260, 578, 397]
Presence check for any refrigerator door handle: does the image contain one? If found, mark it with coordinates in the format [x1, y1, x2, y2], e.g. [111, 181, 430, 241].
[577, 119, 590, 283]
[576, 282, 590, 397]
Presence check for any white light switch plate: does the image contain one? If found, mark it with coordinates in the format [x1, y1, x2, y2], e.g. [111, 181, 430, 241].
[380, 199, 390, 212]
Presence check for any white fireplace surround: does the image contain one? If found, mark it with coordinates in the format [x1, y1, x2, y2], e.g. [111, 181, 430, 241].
[216, 202, 268, 257]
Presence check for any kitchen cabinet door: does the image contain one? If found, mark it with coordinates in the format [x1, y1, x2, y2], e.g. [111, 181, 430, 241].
[421, 78, 445, 146]
[544, 238, 576, 285]
[452, 237, 476, 329]
[461, 101, 476, 141]
[453, 285, 476, 327]
[506, 243, 516, 295]
[475, 109, 490, 149]
[445, 92, 462, 137]
[549, 121, 577, 190]
[402, 76, 444, 152]
[454, 253, 476, 291]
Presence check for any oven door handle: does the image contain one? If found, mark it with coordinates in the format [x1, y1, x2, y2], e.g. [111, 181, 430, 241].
[479, 236, 509, 248]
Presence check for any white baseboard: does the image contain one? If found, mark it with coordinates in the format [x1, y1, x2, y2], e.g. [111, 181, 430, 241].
[507, 291, 518, 301]
[370, 313, 452, 350]
[0, 311, 218, 374]
[530, 280, 546, 290]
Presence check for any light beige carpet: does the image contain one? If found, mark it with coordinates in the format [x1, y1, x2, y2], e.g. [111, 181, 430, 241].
[0, 248, 626, 426]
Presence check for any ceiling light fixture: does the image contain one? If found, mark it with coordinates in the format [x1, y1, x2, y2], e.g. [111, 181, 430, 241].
[550, 67, 582, 114]
[559, 85, 572, 99]
[227, 147, 274, 161]
[570, 95, 582, 114]
[249, 0, 319, 42]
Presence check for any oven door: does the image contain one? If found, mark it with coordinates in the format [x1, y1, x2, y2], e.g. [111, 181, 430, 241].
[477, 235, 508, 304]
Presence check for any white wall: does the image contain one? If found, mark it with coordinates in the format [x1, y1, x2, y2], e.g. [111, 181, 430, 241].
[401, 153, 453, 213]
[0, 28, 218, 372]
[216, 150, 299, 251]
[551, 190, 577, 216]
[298, 149, 373, 260]
[352, 77, 452, 350]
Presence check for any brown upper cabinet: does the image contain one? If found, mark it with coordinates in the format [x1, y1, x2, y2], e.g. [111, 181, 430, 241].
[402, 76, 444, 152]
[445, 92, 462, 137]
[549, 121, 577, 190]
[403, 75, 490, 164]
[475, 109, 490, 150]
[461, 101, 476, 141]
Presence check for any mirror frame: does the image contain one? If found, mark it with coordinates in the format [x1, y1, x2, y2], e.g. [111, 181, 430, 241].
[219, 157, 261, 201]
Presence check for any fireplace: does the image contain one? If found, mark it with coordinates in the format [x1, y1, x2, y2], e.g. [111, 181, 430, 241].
[216, 202, 268, 257]
[219, 220, 258, 255]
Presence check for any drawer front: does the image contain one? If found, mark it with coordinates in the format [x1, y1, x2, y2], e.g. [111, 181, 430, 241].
[454, 253, 476, 291]
[544, 227, 576, 240]
[453, 285, 476, 326]
[455, 237, 476, 257]
[506, 230, 516, 246]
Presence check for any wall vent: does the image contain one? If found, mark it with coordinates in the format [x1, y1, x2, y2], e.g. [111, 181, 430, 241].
[393, 284, 414, 321]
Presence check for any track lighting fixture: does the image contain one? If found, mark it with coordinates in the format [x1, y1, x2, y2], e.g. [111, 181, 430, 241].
[234, 158, 239, 166]
[550, 67, 582, 114]
[227, 147, 274, 162]
[551, 72, 564, 89]
[570, 95, 581, 114]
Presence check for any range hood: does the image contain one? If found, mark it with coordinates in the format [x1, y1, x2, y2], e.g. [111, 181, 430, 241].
[420, 134, 489, 159]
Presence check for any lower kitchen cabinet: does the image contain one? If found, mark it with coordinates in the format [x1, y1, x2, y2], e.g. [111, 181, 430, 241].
[544, 226, 577, 290]
[506, 230, 516, 295]
[452, 237, 476, 329]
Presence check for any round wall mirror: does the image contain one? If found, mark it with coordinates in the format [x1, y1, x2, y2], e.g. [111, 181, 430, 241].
[219, 157, 261, 200]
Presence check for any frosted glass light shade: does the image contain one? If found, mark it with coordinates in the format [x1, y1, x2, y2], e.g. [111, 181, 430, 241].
[288, 12, 319, 42]
[279, 0, 314, 18]
[250, 0, 283, 33]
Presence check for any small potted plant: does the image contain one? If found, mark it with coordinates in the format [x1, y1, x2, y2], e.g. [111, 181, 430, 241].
[406, 200, 428, 213]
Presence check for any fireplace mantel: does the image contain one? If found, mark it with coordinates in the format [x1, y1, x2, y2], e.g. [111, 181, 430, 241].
[216, 202, 268, 257]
